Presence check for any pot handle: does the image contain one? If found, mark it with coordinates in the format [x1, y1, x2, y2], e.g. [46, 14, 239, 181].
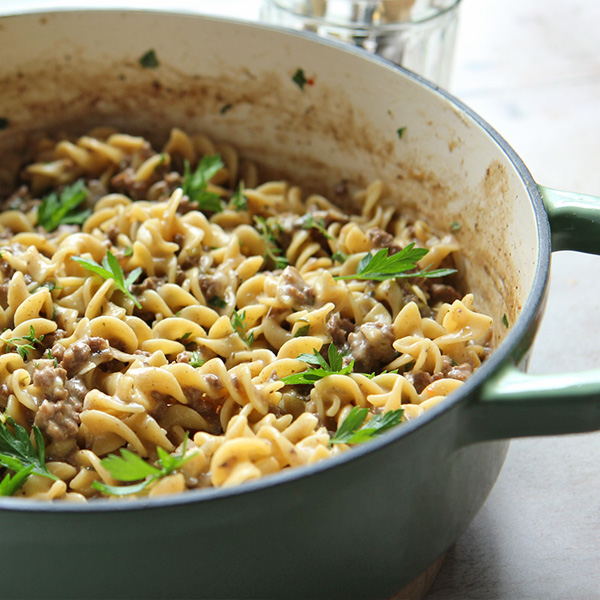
[463, 366, 600, 442]
[461, 186, 600, 444]
[539, 185, 600, 254]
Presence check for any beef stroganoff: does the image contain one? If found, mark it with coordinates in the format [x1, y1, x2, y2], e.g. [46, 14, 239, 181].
[0, 127, 493, 500]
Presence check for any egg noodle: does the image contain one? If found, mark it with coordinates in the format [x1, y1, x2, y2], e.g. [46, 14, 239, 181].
[0, 127, 493, 501]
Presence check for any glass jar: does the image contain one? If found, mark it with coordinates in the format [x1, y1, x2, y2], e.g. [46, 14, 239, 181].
[260, 0, 462, 88]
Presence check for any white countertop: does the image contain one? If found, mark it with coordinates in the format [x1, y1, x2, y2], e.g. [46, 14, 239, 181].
[3, 1, 600, 598]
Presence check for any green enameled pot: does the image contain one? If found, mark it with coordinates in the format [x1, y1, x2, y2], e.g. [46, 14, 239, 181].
[0, 9, 599, 600]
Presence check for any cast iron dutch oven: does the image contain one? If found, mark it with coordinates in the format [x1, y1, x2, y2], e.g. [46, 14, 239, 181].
[0, 9, 599, 600]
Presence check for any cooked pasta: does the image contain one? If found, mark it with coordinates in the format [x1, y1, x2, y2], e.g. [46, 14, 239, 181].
[0, 127, 493, 501]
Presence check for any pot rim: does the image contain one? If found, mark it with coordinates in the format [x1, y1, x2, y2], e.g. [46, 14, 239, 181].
[0, 9, 551, 514]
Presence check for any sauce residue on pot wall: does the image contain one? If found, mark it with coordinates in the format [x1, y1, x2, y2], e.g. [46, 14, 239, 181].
[0, 21, 534, 355]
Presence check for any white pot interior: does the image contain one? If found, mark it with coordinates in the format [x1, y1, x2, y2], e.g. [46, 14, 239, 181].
[0, 10, 541, 348]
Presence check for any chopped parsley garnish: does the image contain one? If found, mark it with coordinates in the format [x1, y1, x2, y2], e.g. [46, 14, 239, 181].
[396, 127, 407, 139]
[208, 295, 227, 309]
[334, 244, 456, 282]
[281, 343, 353, 385]
[0, 118, 8, 130]
[139, 49, 159, 68]
[254, 216, 288, 270]
[292, 68, 308, 90]
[301, 213, 333, 240]
[71, 251, 142, 309]
[365, 368, 399, 379]
[231, 310, 254, 346]
[36, 281, 61, 293]
[220, 103, 233, 114]
[0, 464, 34, 496]
[502, 313, 509, 328]
[331, 250, 348, 264]
[450, 221, 461, 232]
[45, 348, 59, 368]
[330, 406, 404, 445]
[2, 325, 45, 360]
[37, 179, 91, 232]
[153, 153, 167, 170]
[231, 182, 248, 211]
[123, 246, 134, 257]
[182, 155, 224, 213]
[92, 438, 196, 497]
[189, 351, 205, 368]
[0, 415, 58, 496]
[294, 323, 310, 337]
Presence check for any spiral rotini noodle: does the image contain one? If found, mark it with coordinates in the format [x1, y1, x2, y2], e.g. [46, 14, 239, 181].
[0, 127, 493, 501]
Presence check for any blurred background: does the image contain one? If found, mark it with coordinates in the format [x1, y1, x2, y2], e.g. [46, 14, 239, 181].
[4, 0, 600, 598]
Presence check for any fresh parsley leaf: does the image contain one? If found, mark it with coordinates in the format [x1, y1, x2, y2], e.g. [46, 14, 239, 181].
[0, 465, 34, 496]
[296, 348, 329, 369]
[231, 182, 248, 211]
[37, 179, 91, 232]
[502, 313, 509, 328]
[124, 246, 134, 257]
[139, 49, 159, 68]
[326, 343, 345, 371]
[231, 310, 254, 346]
[95, 479, 152, 496]
[334, 244, 457, 282]
[254, 216, 288, 270]
[182, 155, 224, 213]
[281, 344, 354, 386]
[330, 406, 404, 445]
[92, 438, 196, 496]
[292, 68, 308, 90]
[397, 127, 407, 139]
[155, 446, 182, 474]
[301, 213, 333, 240]
[99, 448, 161, 482]
[0, 416, 58, 495]
[208, 295, 227, 309]
[71, 251, 142, 309]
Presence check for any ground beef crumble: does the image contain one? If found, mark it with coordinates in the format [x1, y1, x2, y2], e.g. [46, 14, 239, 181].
[326, 312, 356, 347]
[347, 322, 397, 373]
[404, 357, 474, 394]
[427, 283, 462, 305]
[277, 266, 315, 309]
[32, 365, 88, 443]
[367, 227, 403, 254]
